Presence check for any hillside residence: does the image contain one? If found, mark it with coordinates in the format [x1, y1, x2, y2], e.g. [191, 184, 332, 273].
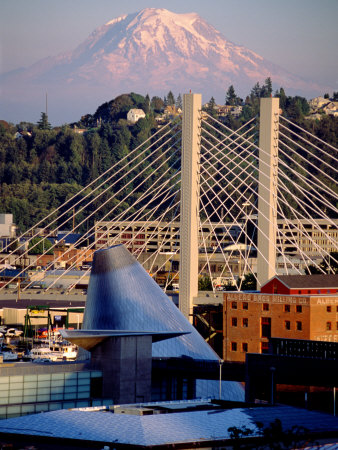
[308, 96, 338, 117]
[127, 109, 146, 123]
[323, 101, 338, 117]
[163, 105, 181, 118]
[309, 96, 330, 111]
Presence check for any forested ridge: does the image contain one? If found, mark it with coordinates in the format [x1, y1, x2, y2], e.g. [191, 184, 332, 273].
[0, 83, 337, 233]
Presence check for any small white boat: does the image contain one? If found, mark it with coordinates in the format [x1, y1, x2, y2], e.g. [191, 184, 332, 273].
[29, 347, 59, 362]
[49, 341, 78, 360]
[0, 349, 18, 361]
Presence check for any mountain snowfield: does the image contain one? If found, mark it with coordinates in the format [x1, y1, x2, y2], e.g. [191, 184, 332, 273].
[1, 8, 326, 125]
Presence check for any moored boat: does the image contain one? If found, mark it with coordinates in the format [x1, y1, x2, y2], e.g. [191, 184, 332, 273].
[29, 347, 59, 362]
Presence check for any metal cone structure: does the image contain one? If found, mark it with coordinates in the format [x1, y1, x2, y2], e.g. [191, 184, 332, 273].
[82, 244, 218, 361]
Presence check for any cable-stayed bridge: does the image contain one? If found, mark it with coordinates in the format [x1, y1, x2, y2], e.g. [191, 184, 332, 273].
[1, 95, 337, 320]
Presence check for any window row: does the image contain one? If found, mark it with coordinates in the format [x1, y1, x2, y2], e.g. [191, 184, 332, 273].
[230, 302, 305, 313]
[284, 321, 338, 331]
[230, 301, 248, 310]
[231, 342, 270, 354]
[284, 320, 303, 331]
[325, 306, 338, 313]
[284, 304, 303, 313]
[325, 321, 338, 331]
[231, 342, 248, 352]
[231, 317, 248, 327]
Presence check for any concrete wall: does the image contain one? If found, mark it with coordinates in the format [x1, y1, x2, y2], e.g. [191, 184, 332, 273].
[89, 335, 152, 405]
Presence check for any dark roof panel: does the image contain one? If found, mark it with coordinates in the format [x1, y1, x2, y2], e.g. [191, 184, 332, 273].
[268, 274, 338, 290]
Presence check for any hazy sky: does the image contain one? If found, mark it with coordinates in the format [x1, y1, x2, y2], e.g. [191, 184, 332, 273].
[1, 0, 337, 90]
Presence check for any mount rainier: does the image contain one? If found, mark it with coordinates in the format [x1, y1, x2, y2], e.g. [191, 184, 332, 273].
[1, 8, 325, 124]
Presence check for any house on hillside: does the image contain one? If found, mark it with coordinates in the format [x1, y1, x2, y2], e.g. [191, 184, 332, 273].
[309, 96, 330, 111]
[163, 105, 181, 119]
[127, 109, 146, 124]
[323, 101, 338, 117]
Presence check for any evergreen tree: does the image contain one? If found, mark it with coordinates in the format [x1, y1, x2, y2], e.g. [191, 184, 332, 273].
[206, 96, 217, 117]
[275, 87, 287, 110]
[261, 77, 273, 97]
[144, 94, 150, 114]
[167, 91, 175, 106]
[225, 85, 237, 106]
[250, 82, 261, 98]
[37, 112, 51, 130]
[176, 93, 182, 110]
[151, 96, 164, 112]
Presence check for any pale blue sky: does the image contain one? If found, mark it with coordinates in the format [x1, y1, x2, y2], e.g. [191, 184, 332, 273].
[1, 0, 337, 88]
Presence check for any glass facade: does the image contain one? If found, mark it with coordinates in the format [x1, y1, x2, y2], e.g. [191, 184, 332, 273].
[0, 370, 107, 419]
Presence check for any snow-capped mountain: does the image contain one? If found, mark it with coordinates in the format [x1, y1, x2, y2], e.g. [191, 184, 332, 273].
[0, 8, 326, 124]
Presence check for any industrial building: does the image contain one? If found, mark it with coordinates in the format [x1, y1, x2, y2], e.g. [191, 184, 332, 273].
[223, 274, 338, 363]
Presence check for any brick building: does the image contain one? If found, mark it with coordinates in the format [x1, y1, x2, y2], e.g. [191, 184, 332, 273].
[223, 274, 338, 362]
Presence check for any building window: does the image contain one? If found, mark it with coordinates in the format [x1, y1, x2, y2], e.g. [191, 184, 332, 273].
[327, 306, 332, 313]
[284, 304, 290, 313]
[336, 322, 338, 331]
[285, 320, 291, 330]
[298, 290, 301, 294]
[261, 317, 271, 338]
[261, 342, 269, 354]
[242, 302, 248, 310]
[296, 321, 302, 331]
[242, 318, 248, 327]
[296, 305, 302, 313]
[326, 322, 332, 331]
[232, 317, 237, 327]
[231, 342, 237, 351]
[262, 303, 269, 311]
[231, 301, 237, 309]
[242, 343, 248, 352]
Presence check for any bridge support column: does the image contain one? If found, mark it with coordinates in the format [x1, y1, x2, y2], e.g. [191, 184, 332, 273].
[179, 93, 202, 322]
[257, 97, 279, 289]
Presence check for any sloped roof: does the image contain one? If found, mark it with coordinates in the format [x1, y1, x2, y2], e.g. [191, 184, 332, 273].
[0, 404, 337, 447]
[56, 231, 82, 245]
[128, 108, 145, 115]
[82, 244, 219, 361]
[268, 274, 338, 290]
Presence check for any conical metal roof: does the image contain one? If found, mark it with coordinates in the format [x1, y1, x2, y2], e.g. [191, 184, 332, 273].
[83, 244, 218, 361]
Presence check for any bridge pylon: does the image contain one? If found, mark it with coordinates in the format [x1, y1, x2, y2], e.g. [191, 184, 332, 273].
[179, 93, 202, 322]
[257, 97, 280, 289]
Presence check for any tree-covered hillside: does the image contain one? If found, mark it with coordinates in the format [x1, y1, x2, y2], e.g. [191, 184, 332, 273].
[0, 86, 337, 234]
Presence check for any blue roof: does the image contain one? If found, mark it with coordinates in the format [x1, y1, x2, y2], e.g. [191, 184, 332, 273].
[0, 404, 337, 446]
[0, 269, 28, 279]
[83, 244, 219, 361]
[56, 232, 83, 245]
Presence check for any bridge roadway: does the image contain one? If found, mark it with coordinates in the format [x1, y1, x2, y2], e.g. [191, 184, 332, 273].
[0, 289, 86, 309]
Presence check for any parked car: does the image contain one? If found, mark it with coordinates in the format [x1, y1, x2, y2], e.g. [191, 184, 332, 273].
[6, 328, 23, 337]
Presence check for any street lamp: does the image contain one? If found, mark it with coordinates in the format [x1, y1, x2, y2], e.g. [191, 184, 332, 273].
[219, 359, 224, 399]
